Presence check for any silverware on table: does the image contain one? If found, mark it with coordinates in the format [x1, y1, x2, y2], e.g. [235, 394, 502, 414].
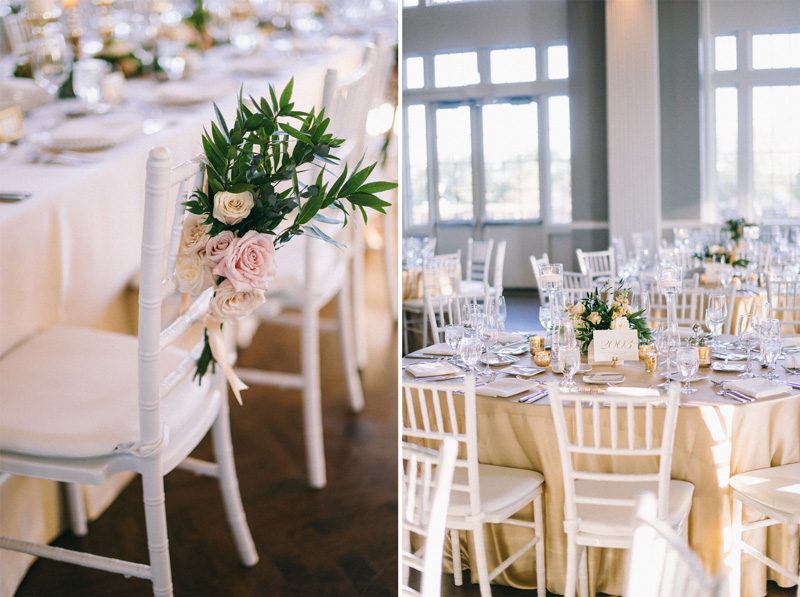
[0, 191, 31, 202]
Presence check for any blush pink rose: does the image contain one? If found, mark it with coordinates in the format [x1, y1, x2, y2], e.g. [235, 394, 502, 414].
[213, 230, 277, 292]
[203, 230, 236, 268]
[209, 279, 266, 319]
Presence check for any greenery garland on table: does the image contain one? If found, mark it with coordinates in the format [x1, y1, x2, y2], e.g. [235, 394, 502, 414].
[566, 281, 653, 354]
[175, 79, 396, 397]
[693, 244, 750, 268]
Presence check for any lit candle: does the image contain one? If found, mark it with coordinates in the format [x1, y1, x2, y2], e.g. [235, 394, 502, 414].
[62, 0, 79, 9]
[540, 273, 561, 286]
[657, 278, 681, 293]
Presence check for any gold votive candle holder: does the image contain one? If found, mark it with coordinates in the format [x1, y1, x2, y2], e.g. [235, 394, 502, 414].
[533, 351, 551, 367]
[530, 335, 545, 353]
[698, 346, 711, 367]
[644, 353, 657, 373]
[639, 343, 654, 360]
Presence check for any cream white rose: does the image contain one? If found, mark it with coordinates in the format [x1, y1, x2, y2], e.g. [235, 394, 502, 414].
[570, 303, 585, 317]
[212, 190, 255, 225]
[209, 279, 266, 319]
[174, 253, 213, 295]
[179, 213, 211, 255]
[588, 312, 601, 325]
[611, 316, 629, 330]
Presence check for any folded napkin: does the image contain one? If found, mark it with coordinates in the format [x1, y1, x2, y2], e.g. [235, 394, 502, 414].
[784, 353, 800, 369]
[497, 332, 526, 345]
[476, 378, 539, 398]
[724, 378, 791, 399]
[605, 387, 661, 397]
[405, 361, 462, 378]
[421, 343, 458, 356]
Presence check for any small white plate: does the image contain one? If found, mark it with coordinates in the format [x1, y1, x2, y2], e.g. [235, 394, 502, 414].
[500, 365, 547, 376]
[552, 363, 592, 375]
[712, 362, 748, 373]
[480, 353, 519, 366]
[583, 372, 625, 384]
[663, 373, 711, 383]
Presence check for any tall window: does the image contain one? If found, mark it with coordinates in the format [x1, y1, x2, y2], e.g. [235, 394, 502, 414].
[710, 31, 800, 220]
[403, 44, 571, 229]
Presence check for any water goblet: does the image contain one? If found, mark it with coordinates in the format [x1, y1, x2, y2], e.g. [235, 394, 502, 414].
[560, 346, 581, 389]
[494, 295, 507, 330]
[459, 336, 482, 376]
[156, 37, 188, 80]
[676, 346, 699, 394]
[760, 337, 781, 380]
[538, 306, 551, 333]
[631, 291, 650, 319]
[737, 314, 759, 378]
[31, 32, 73, 100]
[72, 58, 111, 113]
[444, 324, 464, 363]
[719, 265, 734, 288]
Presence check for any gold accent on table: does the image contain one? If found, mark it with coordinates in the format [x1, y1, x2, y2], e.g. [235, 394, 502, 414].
[533, 351, 551, 367]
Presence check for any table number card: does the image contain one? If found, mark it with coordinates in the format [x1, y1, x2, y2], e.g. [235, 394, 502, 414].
[593, 330, 639, 362]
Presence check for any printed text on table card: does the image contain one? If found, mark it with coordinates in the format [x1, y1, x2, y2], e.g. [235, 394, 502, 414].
[593, 330, 639, 362]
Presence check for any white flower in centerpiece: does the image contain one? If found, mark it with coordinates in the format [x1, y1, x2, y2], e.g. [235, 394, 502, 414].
[611, 316, 629, 330]
[570, 303, 585, 317]
[588, 312, 601, 326]
[209, 279, 266, 319]
[212, 190, 255, 225]
[175, 252, 213, 295]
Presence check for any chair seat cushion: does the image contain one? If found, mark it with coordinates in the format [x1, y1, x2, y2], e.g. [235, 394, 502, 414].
[576, 479, 695, 536]
[459, 280, 485, 297]
[0, 326, 214, 458]
[730, 462, 800, 524]
[449, 464, 544, 518]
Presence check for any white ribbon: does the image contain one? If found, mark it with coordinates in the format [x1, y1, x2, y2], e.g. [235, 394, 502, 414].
[205, 315, 248, 405]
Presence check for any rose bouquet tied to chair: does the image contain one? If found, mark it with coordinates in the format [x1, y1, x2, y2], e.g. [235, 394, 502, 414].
[174, 79, 396, 401]
[566, 281, 652, 354]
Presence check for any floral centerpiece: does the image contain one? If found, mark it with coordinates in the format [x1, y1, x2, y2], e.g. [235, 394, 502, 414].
[175, 80, 396, 402]
[565, 282, 652, 354]
[693, 244, 749, 268]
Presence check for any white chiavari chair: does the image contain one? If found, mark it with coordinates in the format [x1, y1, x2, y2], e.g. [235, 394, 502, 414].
[402, 375, 546, 597]
[0, 147, 258, 596]
[548, 381, 694, 597]
[626, 491, 728, 597]
[561, 271, 593, 306]
[401, 438, 458, 597]
[766, 278, 800, 335]
[460, 238, 494, 297]
[729, 463, 800, 597]
[425, 292, 484, 345]
[575, 247, 616, 284]
[485, 239, 506, 303]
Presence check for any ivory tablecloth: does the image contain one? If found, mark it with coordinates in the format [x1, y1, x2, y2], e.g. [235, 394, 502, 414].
[404, 355, 800, 596]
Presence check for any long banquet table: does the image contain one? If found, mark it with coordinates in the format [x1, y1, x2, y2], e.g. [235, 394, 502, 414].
[403, 340, 800, 597]
[0, 25, 392, 595]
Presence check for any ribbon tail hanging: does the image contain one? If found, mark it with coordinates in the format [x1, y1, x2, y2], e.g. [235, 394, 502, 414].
[205, 316, 248, 405]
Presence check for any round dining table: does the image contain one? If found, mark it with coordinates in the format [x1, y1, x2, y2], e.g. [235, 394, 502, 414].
[403, 336, 800, 597]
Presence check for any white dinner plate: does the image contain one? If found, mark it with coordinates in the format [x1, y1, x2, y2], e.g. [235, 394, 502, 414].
[582, 372, 625, 384]
[552, 363, 592, 375]
[480, 353, 519, 366]
[43, 114, 143, 151]
[711, 362, 748, 373]
[500, 364, 547, 376]
[663, 373, 711, 383]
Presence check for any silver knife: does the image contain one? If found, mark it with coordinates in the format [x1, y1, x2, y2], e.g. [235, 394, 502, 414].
[0, 192, 31, 202]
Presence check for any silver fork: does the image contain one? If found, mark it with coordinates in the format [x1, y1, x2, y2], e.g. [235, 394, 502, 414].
[782, 365, 800, 375]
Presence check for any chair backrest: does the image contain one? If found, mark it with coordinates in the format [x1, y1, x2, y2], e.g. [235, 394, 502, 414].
[322, 43, 378, 166]
[421, 252, 462, 298]
[694, 285, 737, 335]
[766, 279, 800, 333]
[141, 147, 220, 449]
[560, 271, 593, 306]
[466, 238, 494, 284]
[548, 381, 681, 524]
[647, 281, 704, 328]
[402, 375, 481, 518]
[626, 491, 728, 597]
[401, 438, 458, 597]
[491, 240, 507, 295]
[425, 292, 484, 344]
[530, 253, 550, 304]
[2, 13, 31, 55]
[576, 247, 616, 280]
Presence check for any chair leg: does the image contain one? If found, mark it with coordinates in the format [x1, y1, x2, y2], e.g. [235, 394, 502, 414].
[578, 545, 589, 597]
[564, 531, 579, 597]
[64, 483, 88, 537]
[140, 459, 173, 597]
[451, 529, 463, 586]
[336, 284, 364, 413]
[730, 497, 743, 597]
[383, 209, 398, 323]
[351, 225, 368, 370]
[302, 303, 326, 489]
[211, 396, 259, 567]
[533, 495, 546, 597]
[471, 524, 493, 597]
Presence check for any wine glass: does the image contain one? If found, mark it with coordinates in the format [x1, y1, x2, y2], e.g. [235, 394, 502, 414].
[459, 336, 482, 376]
[493, 296, 507, 330]
[631, 292, 650, 319]
[655, 322, 679, 388]
[156, 37, 189, 80]
[750, 301, 771, 336]
[31, 32, 73, 100]
[444, 324, 464, 363]
[477, 315, 499, 379]
[676, 346, 699, 394]
[737, 314, 759, 378]
[538, 306, 551, 333]
[760, 336, 781, 380]
[705, 292, 727, 348]
[560, 346, 581, 389]
[719, 264, 734, 289]
[72, 58, 111, 113]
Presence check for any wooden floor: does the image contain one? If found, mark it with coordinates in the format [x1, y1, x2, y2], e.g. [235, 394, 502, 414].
[14, 249, 398, 596]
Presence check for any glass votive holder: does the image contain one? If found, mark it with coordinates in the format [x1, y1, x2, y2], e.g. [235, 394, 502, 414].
[639, 343, 654, 360]
[530, 335, 545, 353]
[533, 351, 551, 367]
[644, 352, 657, 373]
[698, 346, 711, 367]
